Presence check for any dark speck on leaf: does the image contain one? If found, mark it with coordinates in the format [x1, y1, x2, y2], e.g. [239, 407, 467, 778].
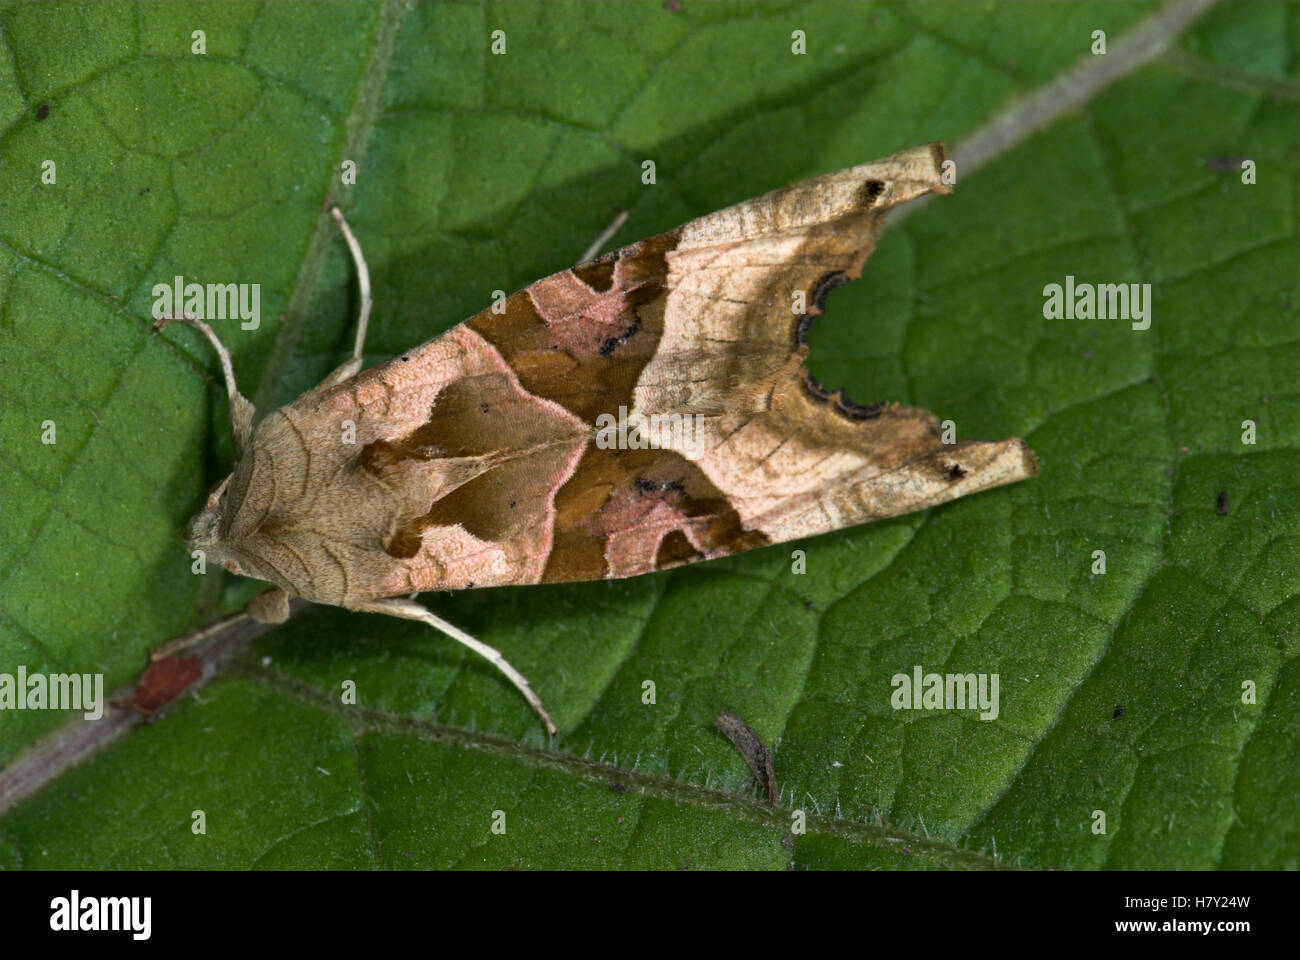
[35, 103, 49, 121]
[608, 781, 627, 794]
[1216, 491, 1229, 515]
[1203, 154, 1247, 173]
[1111, 704, 1125, 720]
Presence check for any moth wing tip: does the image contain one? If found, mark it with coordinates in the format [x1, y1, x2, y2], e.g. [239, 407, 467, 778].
[1013, 438, 1040, 478]
[1002, 437, 1040, 480]
[924, 141, 954, 195]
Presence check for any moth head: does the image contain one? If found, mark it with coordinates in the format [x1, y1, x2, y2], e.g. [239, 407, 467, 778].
[184, 474, 234, 561]
[184, 473, 262, 582]
[183, 452, 288, 589]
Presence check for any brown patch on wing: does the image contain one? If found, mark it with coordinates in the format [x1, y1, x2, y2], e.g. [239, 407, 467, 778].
[415, 443, 581, 545]
[541, 445, 769, 582]
[467, 231, 679, 423]
[655, 529, 699, 568]
[572, 258, 616, 292]
[345, 351, 590, 564]
[368, 374, 588, 559]
[355, 373, 526, 477]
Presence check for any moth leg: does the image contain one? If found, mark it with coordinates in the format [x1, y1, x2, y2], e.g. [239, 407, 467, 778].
[350, 597, 557, 737]
[150, 591, 291, 663]
[153, 313, 256, 457]
[319, 206, 374, 388]
[246, 587, 291, 624]
[578, 208, 628, 263]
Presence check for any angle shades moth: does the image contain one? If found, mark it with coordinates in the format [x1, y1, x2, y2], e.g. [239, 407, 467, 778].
[158, 142, 1038, 736]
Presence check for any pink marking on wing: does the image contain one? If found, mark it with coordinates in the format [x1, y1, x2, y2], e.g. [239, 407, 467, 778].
[600, 487, 706, 578]
[528, 272, 634, 357]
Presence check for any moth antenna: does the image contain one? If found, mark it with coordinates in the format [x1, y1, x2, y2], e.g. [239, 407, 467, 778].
[153, 313, 255, 457]
[322, 206, 373, 386]
[579, 208, 628, 264]
[350, 597, 557, 737]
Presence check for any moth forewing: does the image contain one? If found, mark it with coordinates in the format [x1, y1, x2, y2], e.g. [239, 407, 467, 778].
[162, 142, 1035, 737]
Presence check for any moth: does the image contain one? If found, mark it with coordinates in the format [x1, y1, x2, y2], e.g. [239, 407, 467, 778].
[157, 143, 1037, 736]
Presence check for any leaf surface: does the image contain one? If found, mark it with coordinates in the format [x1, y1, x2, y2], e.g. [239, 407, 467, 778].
[0, 0, 1295, 869]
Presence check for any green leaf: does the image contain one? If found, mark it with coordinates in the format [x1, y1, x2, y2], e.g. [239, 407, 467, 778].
[1, 0, 1295, 870]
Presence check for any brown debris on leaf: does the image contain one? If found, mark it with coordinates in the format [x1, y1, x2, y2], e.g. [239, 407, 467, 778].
[714, 711, 779, 806]
[117, 656, 202, 715]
